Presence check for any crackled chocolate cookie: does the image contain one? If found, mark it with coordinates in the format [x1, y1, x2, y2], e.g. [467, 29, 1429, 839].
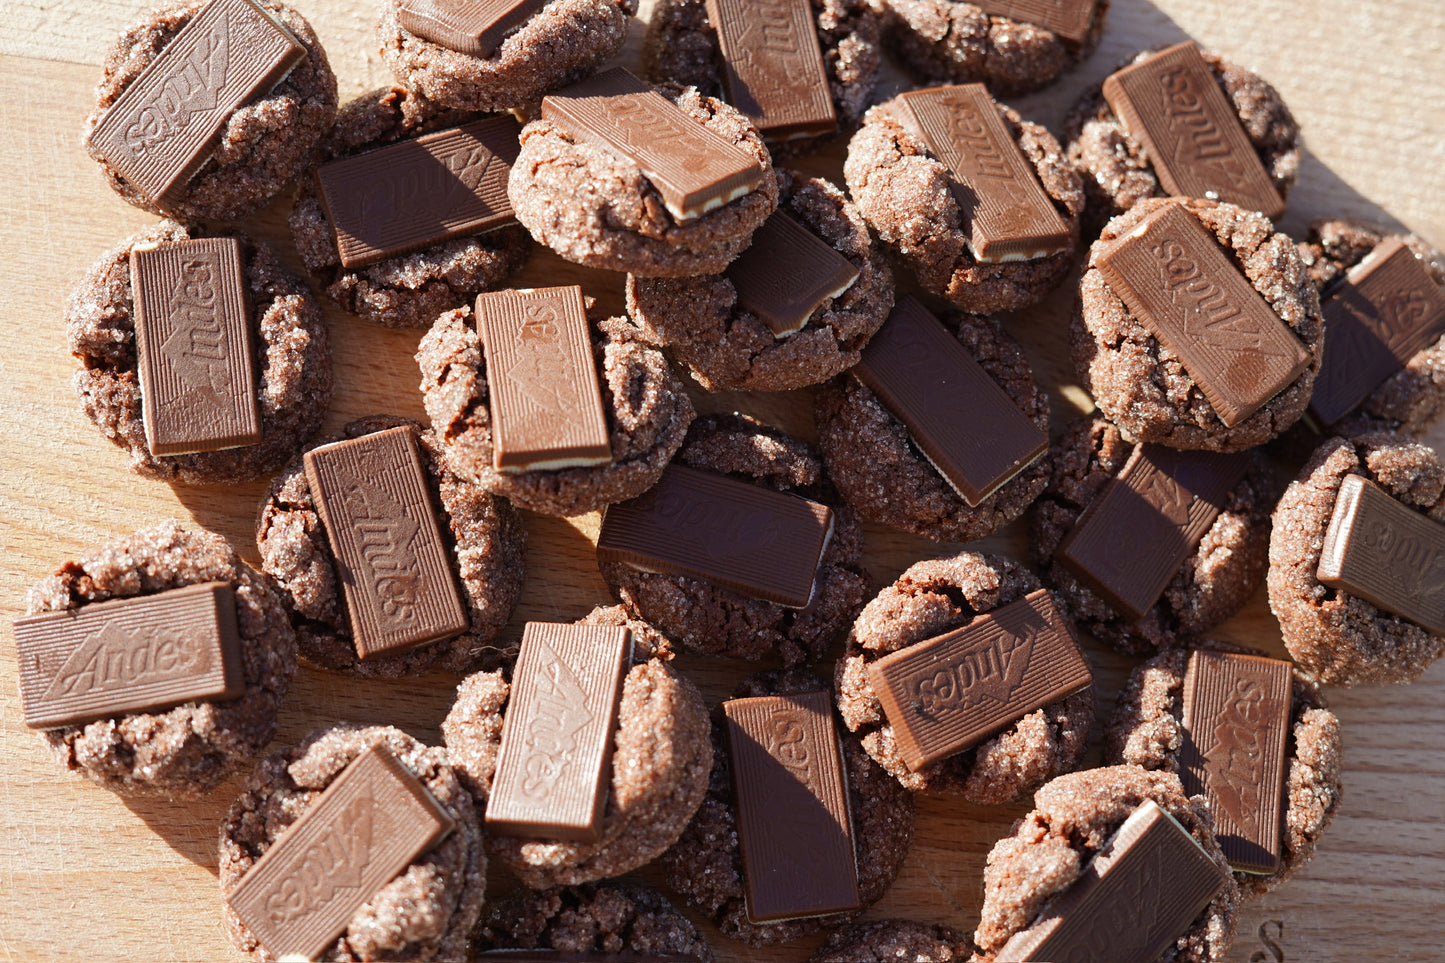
[624, 170, 893, 392]
[809, 919, 974, 962]
[289, 86, 530, 328]
[256, 416, 524, 678]
[474, 881, 713, 960]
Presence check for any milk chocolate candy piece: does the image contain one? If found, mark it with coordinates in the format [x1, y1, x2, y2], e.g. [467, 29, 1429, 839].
[595, 463, 833, 608]
[474, 286, 611, 472]
[1057, 442, 1250, 621]
[303, 426, 470, 659]
[1309, 238, 1445, 426]
[396, 0, 548, 57]
[723, 691, 860, 923]
[703, 0, 836, 140]
[316, 116, 522, 269]
[997, 799, 1230, 962]
[723, 209, 860, 337]
[1096, 201, 1311, 427]
[85, 0, 305, 204]
[226, 744, 455, 961]
[540, 67, 765, 221]
[14, 582, 244, 730]
[853, 295, 1048, 506]
[1178, 650, 1291, 874]
[1317, 474, 1445, 634]
[1102, 41, 1284, 218]
[974, 0, 1097, 44]
[867, 588, 1091, 771]
[485, 622, 631, 842]
[888, 84, 1071, 263]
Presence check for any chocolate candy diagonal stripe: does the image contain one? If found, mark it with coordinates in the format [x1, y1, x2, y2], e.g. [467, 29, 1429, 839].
[396, 0, 548, 57]
[704, 0, 836, 140]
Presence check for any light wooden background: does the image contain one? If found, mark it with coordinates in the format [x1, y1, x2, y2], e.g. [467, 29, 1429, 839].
[2, 2, 1443, 961]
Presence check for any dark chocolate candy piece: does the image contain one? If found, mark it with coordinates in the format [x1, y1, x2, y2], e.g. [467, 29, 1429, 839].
[474, 285, 612, 472]
[723, 691, 860, 923]
[703, 0, 836, 140]
[540, 67, 765, 221]
[1178, 650, 1291, 875]
[226, 744, 455, 961]
[396, 0, 547, 57]
[316, 116, 521, 269]
[595, 463, 833, 608]
[86, 0, 305, 203]
[302, 426, 469, 660]
[1317, 473, 1445, 635]
[723, 209, 859, 337]
[1096, 200, 1311, 427]
[852, 295, 1047, 506]
[866, 588, 1091, 771]
[14, 582, 244, 730]
[974, 0, 1096, 44]
[1101, 41, 1284, 218]
[485, 622, 631, 842]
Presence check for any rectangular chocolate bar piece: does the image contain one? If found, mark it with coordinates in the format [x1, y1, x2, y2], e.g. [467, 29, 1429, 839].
[474, 286, 612, 472]
[541, 67, 765, 221]
[316, 116, 522, 268]
[14, 582, 244, 730]
[853, 295, 1048, 506]
[595, 463, 833, 608]
[485, 622, 631, 842]
[1096, 200, 1311, 427]
[1102, 41, 1284, 218]
[86, 0, 305, 203]
[888, 84, 1071, 263]
[1178, 650, 1291, 874]
[974, 0, 1097, 44]
[1309, 238, 1445, 426]
[997, 799, 1230, 962]
[396, 0, 547, 57]
[703, 0, 837, 140]
[1317, 473, 1445, 634]
[867, 588, 1092, 771]
[303, 426, 470, 660]
[723, 209, 859, 337]
[723, 691, 860, 923]
[226, 744, 454, 962]
[1057, 442, 1249, 621]
[130, 237, 260, 455]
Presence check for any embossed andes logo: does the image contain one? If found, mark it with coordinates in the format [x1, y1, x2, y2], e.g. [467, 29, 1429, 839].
[973, 0, 1097, 44]
[705, 0, 836, 140]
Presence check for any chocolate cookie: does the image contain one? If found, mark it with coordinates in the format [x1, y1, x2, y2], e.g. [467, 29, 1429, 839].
[67, 221, 332, 485]
[255, 416, 525, 678]
[808, 919, 974, 962]
[624, 170, 894, 392]
[83, 0, 337, 222]
[219, 724, 485, 963]
[288, 86, 531, 328]
[598, 413, 869, 666]
[441, 606, 711, 888]
[473, 881, 713, 960]
[22, 520, 296, 797]
[1267, 431, 1445, 685]
[417, 304, 695, 516]
[662, 669, 915, 946]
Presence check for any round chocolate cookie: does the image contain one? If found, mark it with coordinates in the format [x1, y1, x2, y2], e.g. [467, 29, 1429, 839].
[473, 881, 713, 960]
[417, 304, 695, 516]
[441, 606, 711, 888]
[624, 170, 894, 392]
[843, 91, 1084, 314]
[219, 724, 484, 963]
[288, 86, 531, 328]
[1267, 431, 1445, 685]
[1105, 640, 1344, 898]
[507, 82, 779, 277]
[816, 308, 1049, 541]
[379, 0, 637, 113]
[835, 552, 1094, 802]
[255, 416, 525, 678]
[83, 0, 337, 222]
[808, 919, 974, 962]
[662, 669, 915, 946]
[67, 220, 332, 485]
[1072, 197, 1323, 452]
[1028, 414, 1276, 655]
[23, 520, 296, 797]
[973, 765, 1240, 963]
[598, 413, 870, 666]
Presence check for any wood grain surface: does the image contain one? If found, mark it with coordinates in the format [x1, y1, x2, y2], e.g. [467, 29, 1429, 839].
[2, 1, 1444, 961]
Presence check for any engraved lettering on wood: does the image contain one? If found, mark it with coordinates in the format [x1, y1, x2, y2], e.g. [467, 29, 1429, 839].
[706, 0, 835, 138]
